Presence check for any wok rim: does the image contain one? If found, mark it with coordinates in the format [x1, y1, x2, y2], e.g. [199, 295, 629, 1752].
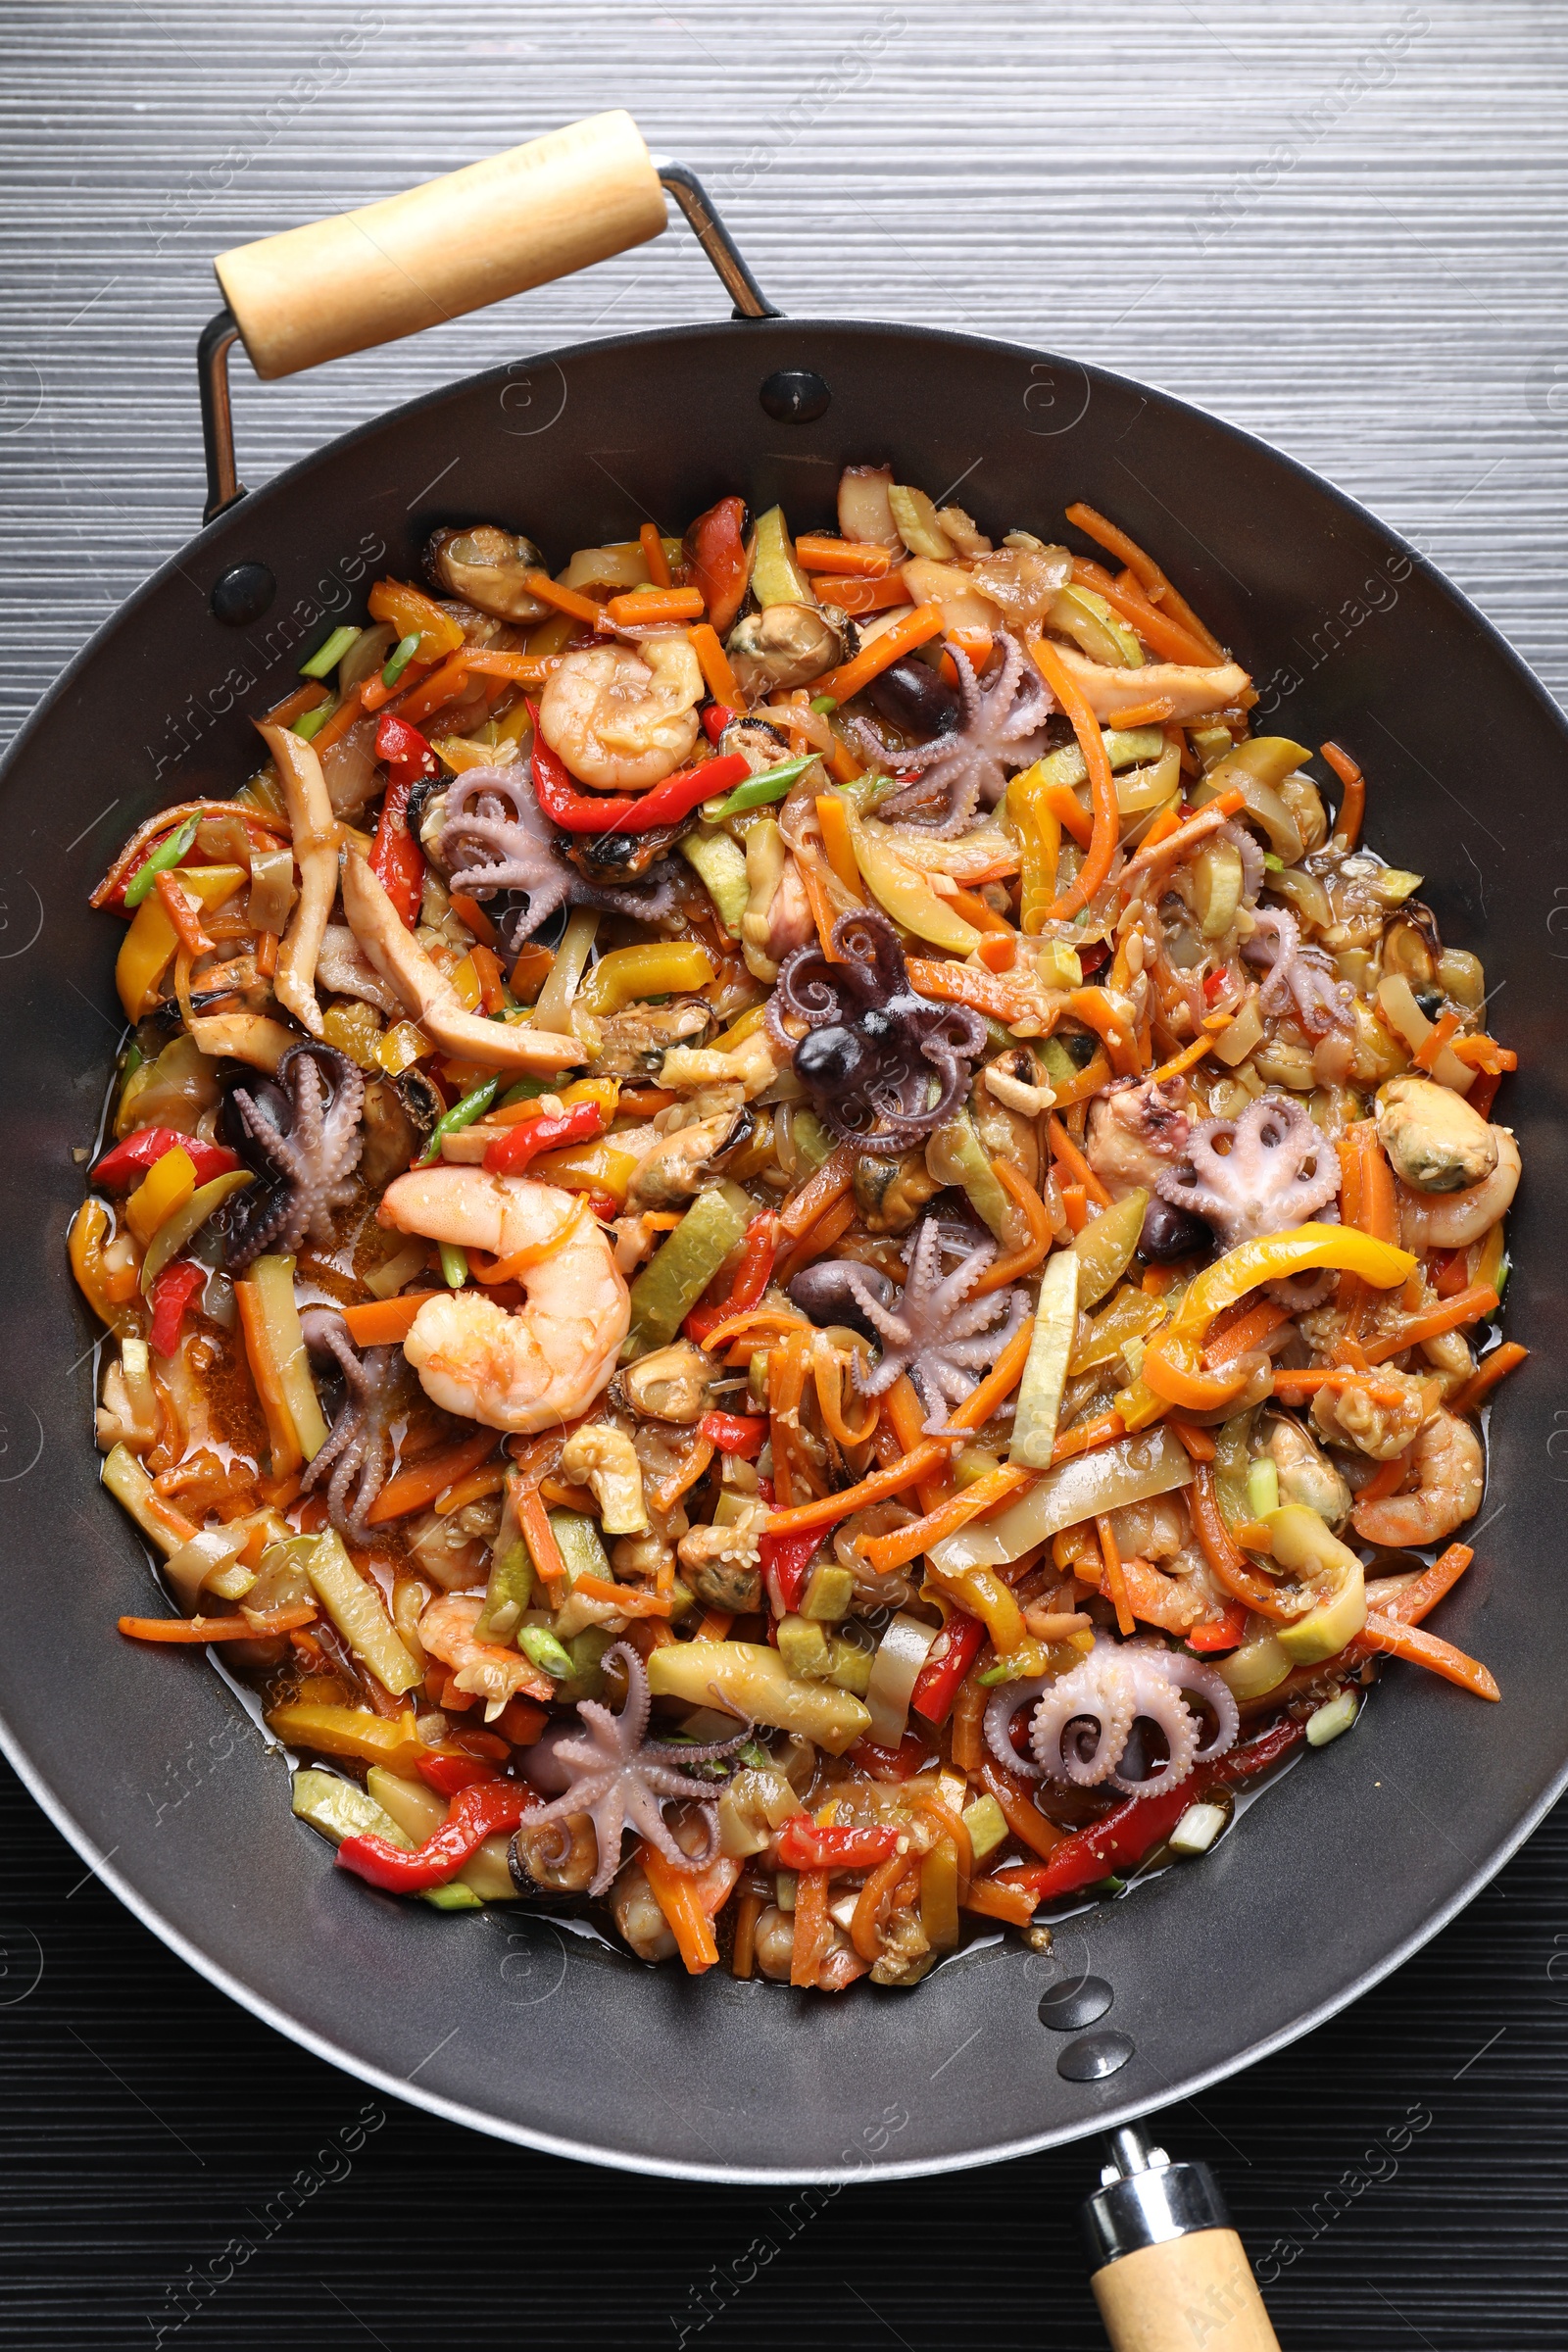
[6, 309, 1566, 2184]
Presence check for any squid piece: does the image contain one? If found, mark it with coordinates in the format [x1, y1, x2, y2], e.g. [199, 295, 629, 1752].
[339, 847, 584, 1075]
[258, 721, 339, 1040]
[1049, 645, 1250, 724]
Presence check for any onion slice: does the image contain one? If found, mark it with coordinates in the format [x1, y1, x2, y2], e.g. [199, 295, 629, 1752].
[862, 1610, 939, 1749]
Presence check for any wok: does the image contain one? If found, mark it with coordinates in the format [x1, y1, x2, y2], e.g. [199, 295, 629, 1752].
[2, 109, 1562, 2186]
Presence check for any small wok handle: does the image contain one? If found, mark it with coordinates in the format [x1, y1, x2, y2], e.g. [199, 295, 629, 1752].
[1082, 2130, 1280, 2352]
[199, 111, 775, 520]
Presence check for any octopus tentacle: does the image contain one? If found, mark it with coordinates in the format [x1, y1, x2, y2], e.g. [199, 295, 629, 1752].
[983, 1677, 1055, 1781]
[851, 1219, 1025, 1432]
[868, 632, 1054, 834]
[771, 909, 986, 1147]
[1154, 1092, 1340, 1249]
[1030, 1646, 1138, 1788]
[1245, 906, 1353, 1036]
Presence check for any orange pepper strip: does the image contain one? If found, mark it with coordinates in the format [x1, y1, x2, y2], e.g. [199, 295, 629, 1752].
[813, 604, 945, 707]
[790, 1868, 832, 1986]
[903, 956, 1032, 1024]
[1202, 1298, 1291, 1369]
[1049, 1046, 1116, 1111]
[119, 1604, 319, 1642]
[1358, 1611, 1499, 1701]
[779, 1143, 858, 1238]
[851, 1850, 909, 1962]
[1412, 1009, 1463, 1072]
[521, 570, 603, 627]
[730, 1886, 760, 1979]
[641, 1843, 720, 1973]
[979, 1760, 1065, 1861]
[1029, 636, 1118, 920]
[365, 1429, 503, 1525]
[1189, 1462, 1297, 1621]
[857, 1463, 1037, 1576]
[1067, 557, 1214, 666]
[813, 795, 865, 901]
[795, 537, 893, 576]
[768, 1326, 812, 1509]
[638, 522, 672, 589]
[1047, 1114, 1111, 1207]
[1067, 986, 1143, 1079]
[1319, 740, 1366, 850]
[1063, 502, 1226, 662]
[811, 1336, 879, 1449]
[1451, 1342, 1528, 1418]
[698, 1305, 809, 1355]
[1354, 1451, 1410, 1507]
[1096, 1511, 1136, 1637]
[962, 1877, 1040, 1927]
[1360, 1286, 1499, 1364]
[688, 621, 740, 710]
[1140, 1324, 1250, 1412]
[435, 1465, 509, 1515]
[762, 1318, 1035, 1537]
[971, 1159, 1054, 1298]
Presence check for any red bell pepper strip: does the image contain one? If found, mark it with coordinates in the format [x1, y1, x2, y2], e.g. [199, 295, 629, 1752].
[1183, 1598, 1250, 1655]
[685, 1213, 778, 1343]
[683, 497, 751, 634]
[370, 714, 437, 929]
[335, 1778, 535, 1892]
[526, 704, 750, 835]
[700, 1409, 767, 1456]
[701, 703, 737, 744]
[482, 1098, 605, 1175]
[91, 1128, 239, 1191]
[416, 1752, 501, 1797]
[147, 1259, 207, 1358]
[847, 1731, 930, 1783]
[910, 1610, 986, 1726]
[775, 1815, 901, 1871]
[760, 1527, 824, 1615]
[997, 1716, 1306, 1905]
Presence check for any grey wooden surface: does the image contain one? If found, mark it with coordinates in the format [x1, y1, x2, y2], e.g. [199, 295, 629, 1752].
[3, 2, 1567, 2345]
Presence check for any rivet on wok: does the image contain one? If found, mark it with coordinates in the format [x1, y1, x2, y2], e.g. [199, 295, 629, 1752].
[1057, 2030, 1135, 2083]
[210, 562, 276, 625]
[1038, 1976, 1114, 2033]
[760, 368, 831, 424]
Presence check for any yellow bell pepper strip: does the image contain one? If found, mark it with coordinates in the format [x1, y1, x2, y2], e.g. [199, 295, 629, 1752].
[1028, 635, 1119, 920]
[577, 941, 715, 1017]
[1141, 1224, 1416, 1411]
[138, 1167, 252, 1294]
[1005, 760, 1062, 935]
[69, 1200, 140, 1330]
[266, 1701, 426, 1775]
[124, 1146, 196, 1247]
[367, 575, 467, 660]
[114, 863, 249, 1020]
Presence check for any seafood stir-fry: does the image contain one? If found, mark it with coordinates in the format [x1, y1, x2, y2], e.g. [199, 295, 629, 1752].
[75, 479, 1521, 1986]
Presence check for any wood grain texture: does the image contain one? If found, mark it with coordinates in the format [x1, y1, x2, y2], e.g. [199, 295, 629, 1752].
[1, 3, 1565, 2346]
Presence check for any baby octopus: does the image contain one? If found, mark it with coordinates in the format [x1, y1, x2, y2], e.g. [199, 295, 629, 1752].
[859, 631, 1054, 836]
[438, 769, 682, 953]
[983, 1635, 1240, 1799]
[846, 1216, 1028, 1435]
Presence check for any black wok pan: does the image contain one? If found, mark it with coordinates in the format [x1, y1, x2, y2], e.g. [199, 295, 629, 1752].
[3, 109, 1563, 2189]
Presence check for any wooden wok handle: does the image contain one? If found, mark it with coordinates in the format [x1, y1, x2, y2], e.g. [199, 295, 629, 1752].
[214, 110, 666, 380]
[1091, 2230, 1281, 2352]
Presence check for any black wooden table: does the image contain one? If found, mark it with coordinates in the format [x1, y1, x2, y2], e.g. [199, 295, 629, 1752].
[3, 4, 1565, 2342]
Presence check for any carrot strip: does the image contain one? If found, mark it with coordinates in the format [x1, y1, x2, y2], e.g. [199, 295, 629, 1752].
[1146, 1023, 1230, 1086]
[522, 570, 603, 627]
[962, 1877, 1040, 1927]
[767, 1325, 812, 1510]
[1059, 1184, 1088, 1235]
[392, 651, 473, 726]
[514, 1482, 569, 1592]
[773, 1193, 857, 1293]
[568, 1572, 673, 1620]
[972, 1159, 1054, 1296]
[779, 1144, 858, 1238]
[1189, 1462, 1296, 1620]
[1063, 503, 1225, 662]
[1271, 1368, 1411, 1405]
[1202, 1298, 1291, 1369]
[762, 1318, 1035, 1536]
[365, 1428, 502, 1525]
[946, 885, 1013, 937]
[790, 1868, 831, 1986]
[1319, 741, 1366, 850]
[1049, 1047, 1116, 1111]
[850, 1851, 908, 1963]
[903, 956, 1034, 1023]
[642, 1844, 720, 1973]
[813, 795, 865, 901]
[1449, 1033, 1517, 1076]
[730, 1886, 760, 1978]
[1412, 1009, 1463, 1073]
[1361, 1286, 1499, 1364]
[1051, 1410, 1127, 1464]
[1040, 781, 1094, 850]
[1452, 1341, 1528, 1418]
[1118, 792, 1247, 893]
[691, 1607, 735, 1644]
[1355, 1452, 1409, 1506]
[1359, 1611, 1498, 1700]
[795, 536, 893, 577]
[1380, 1542, 1473, 1627]
[808, 573, 915, 616]
[1068, 558, 1213, 666]
[309, 686, 368, 752]
[688, 621, 740, 710]
[639, 522, 672, 590]
[857, 1464, 1036, 1575]
[884, 1374, 952, 1515]
[452, 651, 549, 685]
[1096, 1512, 1136, 1637]
[119, 1604, 320, 1642]
[813, 605, 945, 707]
[606, 586, 705, 627]
[1029, 636, 1118, 920]
[1047, 1113, 1112, 1207]
[1168, 1416, 1217, 1461]
[980, 1761, 1064, 1861]
[1102, 696, 1176, 729]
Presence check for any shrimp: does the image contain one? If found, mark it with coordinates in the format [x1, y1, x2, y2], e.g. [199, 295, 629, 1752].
[340, 847, 583, 1076]
[539, 639, 703, 790]
[1396, 1126, 1519, 1250]
[418, 1591, 553, 1717]
[379, 1166, 629, 1431]
[1351, 1409, 1484, 1546]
